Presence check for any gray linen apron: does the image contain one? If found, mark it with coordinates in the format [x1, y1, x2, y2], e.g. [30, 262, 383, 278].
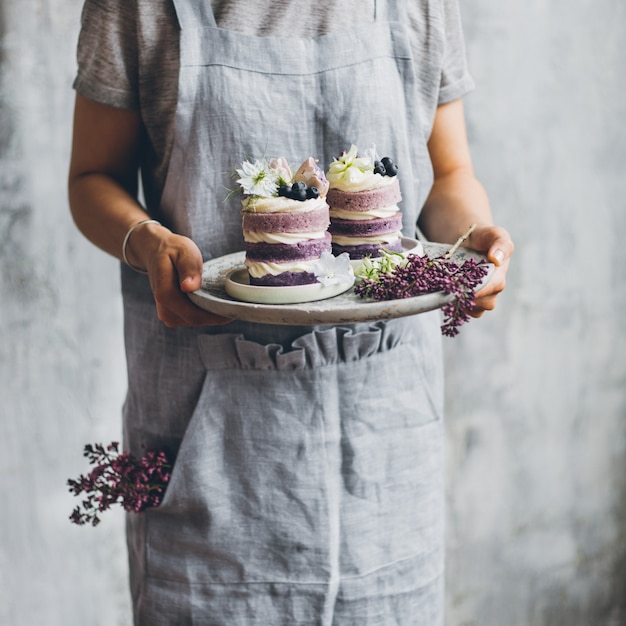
[121, 1, 445, 624]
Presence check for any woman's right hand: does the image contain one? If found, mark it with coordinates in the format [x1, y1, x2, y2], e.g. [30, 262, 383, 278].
[126, 220, 232, 327]
[68, 95, 232, 328]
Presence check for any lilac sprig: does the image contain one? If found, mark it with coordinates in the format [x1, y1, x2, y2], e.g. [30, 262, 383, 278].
[67, 442, 172, 527]
[354, 252, 489, 337]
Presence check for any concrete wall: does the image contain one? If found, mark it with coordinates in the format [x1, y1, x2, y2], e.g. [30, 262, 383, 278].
[1, 1, 624, 624]
[445, 2, 626, 624]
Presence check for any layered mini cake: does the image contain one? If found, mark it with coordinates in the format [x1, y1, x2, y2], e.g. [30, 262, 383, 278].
[237, 157, 331, 286]
[326, 145, 403, 259]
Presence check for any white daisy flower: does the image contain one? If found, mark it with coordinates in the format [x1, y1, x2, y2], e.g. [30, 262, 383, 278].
[236, 159, 279, 197]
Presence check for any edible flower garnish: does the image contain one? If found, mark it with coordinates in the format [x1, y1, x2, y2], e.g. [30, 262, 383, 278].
[293, 157, 329, 197]
[267, 157, 293, 187]
[236, 158, 283, 197]
[355, 248, 411, 281]
[313, 251, 354, 287]
[326, 144, 376, 187]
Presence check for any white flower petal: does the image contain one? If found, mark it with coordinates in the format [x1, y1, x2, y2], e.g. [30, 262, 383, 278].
[313, 251, 354, 287]
[236, 159, 279, 197]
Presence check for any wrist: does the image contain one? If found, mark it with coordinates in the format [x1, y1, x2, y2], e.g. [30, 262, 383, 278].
[123, 219, 169, 273]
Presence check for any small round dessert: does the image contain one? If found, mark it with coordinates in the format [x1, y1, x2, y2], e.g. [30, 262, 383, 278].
[237, 156, 331, 286]
[326, 147, 404, 259]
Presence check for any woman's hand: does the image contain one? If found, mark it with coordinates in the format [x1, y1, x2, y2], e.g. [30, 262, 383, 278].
[464, 224, 514, 317]
[419, 98, 514, 318]
[68, 95, 231, 327]
[125, 221, 232, 327]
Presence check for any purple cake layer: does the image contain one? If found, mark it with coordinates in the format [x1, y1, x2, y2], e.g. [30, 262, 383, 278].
[332, 237, 403, 259]
[329, 212, 402, 237]
[242, 205, 329, 233]
[245, 232, 332, 262]
[250, 271, 318, 287]
[326, 178, 401, 211]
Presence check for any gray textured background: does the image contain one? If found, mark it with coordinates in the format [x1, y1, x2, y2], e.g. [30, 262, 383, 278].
[1, 1, 625, 625]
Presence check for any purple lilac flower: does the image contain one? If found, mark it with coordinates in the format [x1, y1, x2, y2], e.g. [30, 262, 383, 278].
[354, 252, 489, 337]
[68, 442, 172, 527]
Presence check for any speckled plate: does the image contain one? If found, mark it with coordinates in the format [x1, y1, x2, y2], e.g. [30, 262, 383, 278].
[188, 241, 494, 326]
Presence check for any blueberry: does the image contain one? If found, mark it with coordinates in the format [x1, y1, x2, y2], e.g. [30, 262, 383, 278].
[374, 161, 386, 175]
[385, 163, 398, 177]
[278, 185, 291, 197]
[292, 187, 308, 201]
[306, 186, 320, 199]
[381, 156, 394, 168]
[287, 181, 308, 201]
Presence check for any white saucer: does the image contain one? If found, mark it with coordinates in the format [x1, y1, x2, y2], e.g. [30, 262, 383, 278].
[225, 269, 354, 305]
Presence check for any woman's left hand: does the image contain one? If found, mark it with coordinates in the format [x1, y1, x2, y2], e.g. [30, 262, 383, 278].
[465, 224, 514, 317]
[419, 99, 514, 319]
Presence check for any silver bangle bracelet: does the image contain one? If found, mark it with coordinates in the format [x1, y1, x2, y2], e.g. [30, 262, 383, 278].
[121, 219, 161, 274]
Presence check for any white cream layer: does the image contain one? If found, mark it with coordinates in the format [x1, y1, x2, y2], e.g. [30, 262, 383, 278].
[332, 232, 402, 246]
[242, 196, 327, 214]
[244, 258, 318, 278]
[327, 171, 396, 193]
[243, 230, 328, 244]
[329, 205, 399, 220]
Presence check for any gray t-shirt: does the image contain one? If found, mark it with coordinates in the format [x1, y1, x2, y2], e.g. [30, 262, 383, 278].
[73, 0, 474, 212]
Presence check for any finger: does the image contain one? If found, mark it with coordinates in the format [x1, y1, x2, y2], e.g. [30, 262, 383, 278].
[470, 294, 498, 315]
[147, 237, 232, 327]
[156, 277, 232, 327]
[469, 226, 514, 267]
[175, 297, 233, 327]
[155, 301, 189, 327]
[172, 240, 205, 293]
[170, 244, 233, 325]
[160, 302, 233, 328]
[475, 264, 507, 299]
[487, 237, 513, 267]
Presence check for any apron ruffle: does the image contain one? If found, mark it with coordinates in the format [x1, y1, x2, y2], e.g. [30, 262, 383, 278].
[197, 321, 413, 371]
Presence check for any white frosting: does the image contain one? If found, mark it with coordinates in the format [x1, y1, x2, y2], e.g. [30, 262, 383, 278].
[327, 170, 396, 193]
[242, 196, 327, 214]
[332, 232, 402, 246]
[243, 230, 328, 244]
[244, 258, 318, 278]
[329, 206, 399, 220]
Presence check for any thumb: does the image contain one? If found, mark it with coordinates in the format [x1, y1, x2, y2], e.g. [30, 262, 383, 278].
[174, 240, 205, 293]
[180, 273, 202, 293]
[471, 225, 514, 267]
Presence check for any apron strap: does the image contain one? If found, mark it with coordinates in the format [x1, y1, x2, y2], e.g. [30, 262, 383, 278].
[171, 0, 218, 31]
[375, 0, 406, 23]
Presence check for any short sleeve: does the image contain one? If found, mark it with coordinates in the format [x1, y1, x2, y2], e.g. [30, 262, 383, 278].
[72, 0, 139, 110]
[437, 0, 475, 104]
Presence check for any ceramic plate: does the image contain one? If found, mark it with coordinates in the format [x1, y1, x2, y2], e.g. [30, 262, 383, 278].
[188, 240, 494, 326]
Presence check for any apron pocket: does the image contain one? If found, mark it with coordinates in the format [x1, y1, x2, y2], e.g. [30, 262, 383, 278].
[336, 341, 444, 577]
[145, 361, 341, 587]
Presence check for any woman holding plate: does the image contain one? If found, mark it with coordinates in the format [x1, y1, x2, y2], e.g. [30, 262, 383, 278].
[68, 0, 513, 623]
